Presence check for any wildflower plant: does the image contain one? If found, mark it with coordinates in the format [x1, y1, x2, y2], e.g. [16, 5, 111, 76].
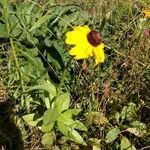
[0, 0, 150, 149]
[65, 26, 105, 65]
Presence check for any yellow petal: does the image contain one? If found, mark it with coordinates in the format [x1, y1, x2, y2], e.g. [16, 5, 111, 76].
[65, 26, 91, 45]
[143, 10, 150, 18]
[73, 26, 91, 33]
[69, 45, 93, 59]
[93, 43, 105, 66]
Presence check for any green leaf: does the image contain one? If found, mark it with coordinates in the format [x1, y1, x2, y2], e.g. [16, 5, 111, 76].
[105, 127, 120, 143]
[57, 117, 87, 131]
[42, 132, 55, 148]
[57, 122, 86, 145]
[121, 137, 136, 150]
[43, 107, 59, 126]
[121, 102, 136, 121]
[18, 49, 39, 66]
[41, 123, 54, 133]
[58, 136, 68, 144]
[44, 97, 51, 109]
[127, 121, 147, 137]
[0, 23, 7, 38]
[130, 121, 146, 129]
[115, 112, 120, 124]
[59, 109, 81, 119]
[29, 15, 52, 31]
[22, 113, 42, 127]
[56, 93, 70, 114]
[28, 80, 56, 98]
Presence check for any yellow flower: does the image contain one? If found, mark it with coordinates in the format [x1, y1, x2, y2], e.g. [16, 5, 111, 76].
[143, 10, 150, 18]
[65, 26, 105, 66]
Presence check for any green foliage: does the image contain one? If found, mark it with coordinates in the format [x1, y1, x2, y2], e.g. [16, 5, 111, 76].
[121, 137, 136, 150]
[23, 81, 87, 146]
[42, 132, 55, 148]
[105, 127, 120, 143]
[0, 0, 150, 149]
[120, 102, 137, 121]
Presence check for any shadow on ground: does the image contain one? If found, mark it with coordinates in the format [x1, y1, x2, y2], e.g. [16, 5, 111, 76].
[0, 96, 24, 150]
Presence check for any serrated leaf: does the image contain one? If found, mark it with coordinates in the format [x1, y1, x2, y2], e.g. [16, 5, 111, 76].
[29, 15, 52, 31]
[121, 137, 136, 150]
[42, 132, 54, 148]
[57, 122, 86, 145]
[105, 127, 120, 143]
[22, 113, 42, 127]
[56, 93, 70, 114]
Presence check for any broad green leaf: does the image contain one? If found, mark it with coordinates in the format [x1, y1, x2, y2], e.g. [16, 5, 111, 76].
[56, 93, 70, 114]
[105, 127, 120, 143]
[57, 117, 87, 131]
[29, 15, 52, 31]
[22, 113, 42, 127]
[65, 120, 87, 131]
[121, 137, 136, 150]
[43, 107, 59, 126]
[42, 132, 54, 148]
[59, 109, 81, 119]
[28, 80, 56, 98]
[41, 123, 54, 133]
[57, 122, 86, 145]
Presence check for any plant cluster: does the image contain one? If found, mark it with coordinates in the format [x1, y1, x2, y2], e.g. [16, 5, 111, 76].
[0, 0, 150, 149]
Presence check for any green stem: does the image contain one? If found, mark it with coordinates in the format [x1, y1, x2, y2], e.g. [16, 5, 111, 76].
[2, 0, 24, 93]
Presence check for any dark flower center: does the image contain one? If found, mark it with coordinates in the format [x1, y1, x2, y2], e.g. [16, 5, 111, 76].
[87, 30, 101, 47]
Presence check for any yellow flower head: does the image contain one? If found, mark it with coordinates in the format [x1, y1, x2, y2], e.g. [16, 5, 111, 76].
[142, 10, 150, 18]
[65, 26, 105, 66]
